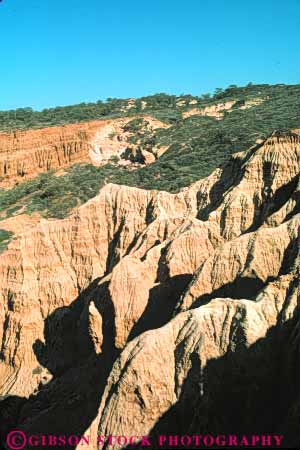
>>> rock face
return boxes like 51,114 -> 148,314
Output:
0,116 -> 166,187
1,131 -> 300,448
182,100 -> 237,119
182,98 -> 264,119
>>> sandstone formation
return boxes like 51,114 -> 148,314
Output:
182,98 -> 264,119
0,130 -> 300,449
0,97 -> 268,189
182,100 -> 236,119
0,116 -> 166,187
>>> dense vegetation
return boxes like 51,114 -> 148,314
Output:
0,83 -> 293,131
0,229 -> 13,253
0,83 -> 300,219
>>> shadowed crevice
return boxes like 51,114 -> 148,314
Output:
131,312 -> 299,449
197,142 -> 263,222
247,174 -> 300,233
191,276 -> 276,309
128,274 -> 193,341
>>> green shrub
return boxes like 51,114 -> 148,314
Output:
0,229 -> 14,253
0,83 -> 299,219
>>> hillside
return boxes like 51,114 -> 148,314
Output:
0,83 -> 300,224
0,84 -> 300,448
0,83 -> 297,131
0,130 -> 300,448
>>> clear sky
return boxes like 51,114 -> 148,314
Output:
0,0 -> 299,110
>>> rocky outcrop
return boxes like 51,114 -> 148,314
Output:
0,130 -> 300,448
0,123 -> 92,186
182,98 -> 264,119
196,131 -> 300,239
182,100 -> 236,119
0,182 -> 201,396
177,215 -> 300,312
96,285 -> 296,449
0,116 -> 166,187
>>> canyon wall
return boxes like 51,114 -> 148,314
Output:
0,131 -> 300,448
0,116 -> 166,187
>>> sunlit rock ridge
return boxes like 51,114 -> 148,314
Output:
0,128 -> 300,448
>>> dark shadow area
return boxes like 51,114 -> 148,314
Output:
246,174 -> 300,233
17,356 -> 108,450
128,274 -> 192,341
192,276 -> 276,309
93,280 -> 118,359
279,237 -> 300,276
0,395 -> 27,443
129,243 -> 193,340
146,198 -> 156,226
0,276 -> 119,450
105,216 -> 126,274
190,234 -> 300,310
283,187 -> 300,222
33,277 -> 102,377
130,311 -> 300,449
284,199 -> 300,223
267,175 -> 299,218
197,142 -> 262,222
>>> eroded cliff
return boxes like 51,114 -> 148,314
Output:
0,131 -> 300,449
0,116 -> 167,187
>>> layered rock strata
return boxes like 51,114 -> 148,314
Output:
0,116 -> 166,187
0,131 -> 300,449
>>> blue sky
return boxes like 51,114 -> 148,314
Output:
0,0 -> 299,110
